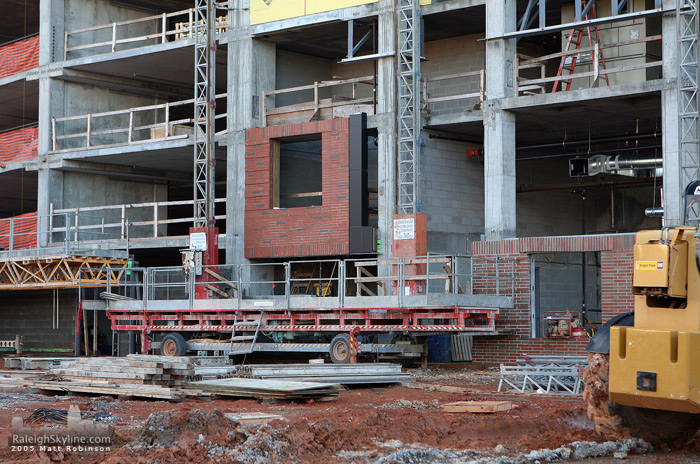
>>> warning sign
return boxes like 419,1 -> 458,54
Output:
636,261 -> 664,270
393,218 -> 415,240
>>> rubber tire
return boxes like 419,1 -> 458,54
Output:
329,334 -> 352,364
583,352 -> 700,447
161,333 -> 187,357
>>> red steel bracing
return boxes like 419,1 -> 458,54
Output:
0,127 -> 39,164
107,306 -> 498,335
0,212 -> 37,250
0,35 -> 39,80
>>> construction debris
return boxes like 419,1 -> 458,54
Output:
442,401 -> 514,414
27,407 -> 118,423
186,378 -> 345,401
29,355 -> 200,400
4,357 -> 76,370
232,363 -> 412,385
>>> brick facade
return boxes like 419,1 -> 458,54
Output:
245,119 -> 350,259
470,234 -> 636,364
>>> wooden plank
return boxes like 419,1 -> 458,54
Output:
442,401 -> 514,413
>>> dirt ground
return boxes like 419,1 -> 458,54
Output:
0,366 -> 698,464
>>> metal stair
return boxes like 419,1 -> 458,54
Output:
227,315 -> 263,356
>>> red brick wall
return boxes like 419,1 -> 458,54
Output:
470,234 -> 635,364
245,119 -> 350,259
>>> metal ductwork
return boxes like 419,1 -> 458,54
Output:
570,153 -> 663,177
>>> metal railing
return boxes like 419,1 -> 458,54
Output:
0,213 -> 123,258
51,93 -> 227,152
422,69 -> 485,115
64,4 -> 229,59
89,255 -> 516,311
51,198 -> 226,241
263,76 -> 376,126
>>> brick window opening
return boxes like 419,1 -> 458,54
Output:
272,135 -> 323,209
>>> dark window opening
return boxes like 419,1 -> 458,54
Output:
273,135 -> 323,209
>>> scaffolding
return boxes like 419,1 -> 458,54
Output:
396,0 -> 421,215
679,0 -> 700,220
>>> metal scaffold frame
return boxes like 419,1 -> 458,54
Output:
193,0 -> 217,228
397,0 -> 421,214
679,0 -> 700,216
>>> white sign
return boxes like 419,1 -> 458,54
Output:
254,301 -> 274,307
189,232 -> 208,251
393,218 -> 415,240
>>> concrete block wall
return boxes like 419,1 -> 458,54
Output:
470,234 -> 635,364
421,136 -> 484,254
244,118 -> 351,258
0,290 -> 77,351
275,50 -> 334,108
422,34 -> 485,117
516,159 -> 587,236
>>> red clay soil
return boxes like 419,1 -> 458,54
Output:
0,369 -> 697,464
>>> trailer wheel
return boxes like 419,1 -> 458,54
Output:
161,333 -> 187,357
330,334 -> 352,364
583,352 -> 700,447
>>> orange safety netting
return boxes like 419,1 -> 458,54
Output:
0,212 -> 38,251
0,126 -> 38,164
0,35 -> 39,80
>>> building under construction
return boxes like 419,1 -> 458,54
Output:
0,0 -> 693,362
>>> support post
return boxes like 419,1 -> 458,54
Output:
484,1 -> 517,240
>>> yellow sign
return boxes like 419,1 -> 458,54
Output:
251,0 -> 432,25
636,261 -> 664,270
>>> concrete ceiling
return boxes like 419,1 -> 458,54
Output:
64,45 -> 228,96
426,92 -> 662,155
62,144 -> 228,176
2,0 -> 40,44
0,79 -> 39,131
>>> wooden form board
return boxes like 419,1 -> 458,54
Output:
251,0 -> 432,25
442,401 -> 514,414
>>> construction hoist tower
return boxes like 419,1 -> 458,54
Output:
397,0 -> 421,215
187,0 -> 219,295
678,0 -> 700,224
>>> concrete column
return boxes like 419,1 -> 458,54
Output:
225,0 -> 275,264
661,0 -> 681,225
376,0 -> 397,260
483,0 -> 517,240
36,168 -> 63,247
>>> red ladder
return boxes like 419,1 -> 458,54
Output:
552,3 -> 610,93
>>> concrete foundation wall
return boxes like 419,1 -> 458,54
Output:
0,290 -> 76,351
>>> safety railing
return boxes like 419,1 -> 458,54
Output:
50,198 -> 226,241
516,35 -> 663,95
0,34 -> 39,79
51,93 -> 227,152
263,76 -> 376,126
64,4 -> 229,59
0,213 -> 125,258
421,69 -> 485,116
0,125 -> 39,164
98,255 -> 516,311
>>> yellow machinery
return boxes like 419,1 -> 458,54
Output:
584,184 -> 700,445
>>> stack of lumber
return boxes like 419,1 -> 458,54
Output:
186,378 -> 345,401
30,355 -> 199,400
233,363 -> 412,385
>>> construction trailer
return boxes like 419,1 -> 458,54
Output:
0,1 -> 695,363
